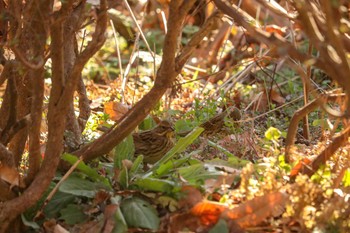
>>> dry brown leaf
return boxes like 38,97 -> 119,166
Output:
178,185 -> 203,209
53,224 -> 69,233
43,219 -> 57,233
252,86 -> 285,111
168,212 -> 202,233
224,191 -> 288,228
102,204 -> 119,233
92,190 -> 111,206
0,164 -> 21,188
270,88 -> 286,105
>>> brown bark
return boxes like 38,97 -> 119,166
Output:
74,0 -> 207,162
0,0 -> 108,231
77,75 -> 91,131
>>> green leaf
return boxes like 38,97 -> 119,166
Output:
113,134 -> 135,169
59,175 -> 110,198
148,127 -> 204,173
139,117 -> 155,130
120,197 -> 160,230
24,182 -> 55,220
265,127 -> 281,141
60,204 -> 87,225
206,157 -> 249,169
44,191 -> 75,218
178,163 -> 222,184
278,155 -> 291,172
21,214 -> 40,229
118,164 -> 129,189
113,206 -> 128,233
61,153 -> 110,186
153,155 -> 191,178
209,219 -> 229,233
133,177 -> 175,192
175,119 -> 193,132
182,25 -> 200,35
130,155 -> 143,175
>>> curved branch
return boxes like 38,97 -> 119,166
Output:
176,11 -> 222,71
213,0 -> 324,68
76,0 -> 198,161
0,76 -> 17,145
0,143 -> 14,167
11,46 -> 44,70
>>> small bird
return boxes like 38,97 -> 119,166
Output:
200,107 -> 241,136
178,107 -> 241,137
133,120 -> 175,164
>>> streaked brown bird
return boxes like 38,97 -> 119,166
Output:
178,107 -> 241,137
200,107 -> 241,136
133,120 -> 175,164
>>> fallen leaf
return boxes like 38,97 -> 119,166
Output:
178,185 -> 203,209
104,101 -> 129,121
190,201 -> 228,226
224,191 -> 288,228
0,164 -> 22,188
290,158 -> 312,178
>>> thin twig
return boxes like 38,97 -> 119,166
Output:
109,19 -> 124,101
35,156 -> 84,220
123,0 -> 154,59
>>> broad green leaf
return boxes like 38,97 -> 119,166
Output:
61,153 -> 110,186
113,134 -> 135,169
132,177 -> 175,192
175,119 -> 193,132
178,163 -> 223,184
120,197 -> 160,230
59,204 -> 87,225
44,191 -> 75,218
59,175 -> 110,198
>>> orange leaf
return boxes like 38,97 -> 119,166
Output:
0,164 -> 21,188
264,25 -> 286,36
104,101 -> 129,121
290,158 -> 312,178
190,201 -> 228,226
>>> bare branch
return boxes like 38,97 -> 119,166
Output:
77,0 -> 198,161
176,11 -> 222,70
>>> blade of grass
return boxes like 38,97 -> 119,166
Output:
144,127 -> 204,177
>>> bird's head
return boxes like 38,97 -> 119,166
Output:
154,120 -> 175,137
